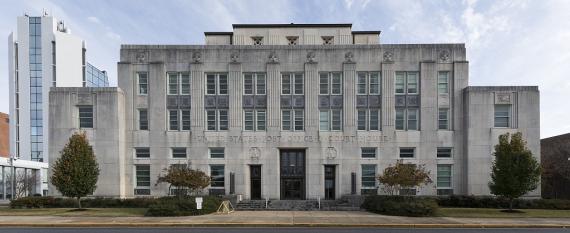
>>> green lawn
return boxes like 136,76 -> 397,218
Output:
0,208 -> 147,217
438,208 -> 570,218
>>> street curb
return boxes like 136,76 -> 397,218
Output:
0,223 -> 569,228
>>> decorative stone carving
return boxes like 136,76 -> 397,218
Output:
230,52 -> 239,63
325,147 -> 337,160
286,36 -> 299,45
192,51 -> 202,63
344,51 -> 355,63
495,92 -> 513,104
439,49 -> 450,62
383,51 -> 394,62
322,36 -> 334,45
249,147 -> 261,161
251,36 -> 263,45
306,51 -> 317,63
268,51 -> 279,63
136,51 -> 146,63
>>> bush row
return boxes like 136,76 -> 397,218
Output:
361,195 -> 439,217
145,197 -> 221,216
436,195 -> 570,210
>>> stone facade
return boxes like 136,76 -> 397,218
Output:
48,24 -> 540,199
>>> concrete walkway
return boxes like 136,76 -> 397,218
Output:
0,211 -> 569,228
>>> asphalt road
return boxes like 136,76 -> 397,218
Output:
0,228 -> 568,233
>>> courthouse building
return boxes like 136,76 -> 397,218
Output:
48,24 -> 540,199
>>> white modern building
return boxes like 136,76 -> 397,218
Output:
48,24 -> 540,200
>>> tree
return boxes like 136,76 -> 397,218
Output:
489,132 -> 541,211
51,132 -> 100,209
377,160 -> 432,195
156,164 -> 210,198
6,169 -> 38,199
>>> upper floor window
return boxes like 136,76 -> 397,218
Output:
137,72 -> 148,95
244,73 -> 266,95
357,72 -> 381,95
395,108 -> 419,130
206,110 -> 228,131
319,109 -> 342,131
438,71 -> 449,94
206,73 -> 228,95
494,105 -> 511,128
209,148 -> 225,159
361,148 -> 377,158
395,72 -> 419,94
135,148 -> 150,158
78,106 -> 93,128
282,110 -> 304,131
399,148 -> 415,158
322,36 -> 334,45
168,110 -> 190,131
357,109 -> 380,131
139,109 -> 148,130
282,73 -> 303,95
244,110 -> 266,131
438,108 -> 449,130
319,72 -> 342,95
251,36 -> 263,45
167,72 -> 190,95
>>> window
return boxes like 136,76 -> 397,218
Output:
168,110 -> 179,130
399,148 -> 415,158
181,110 -> 191,130
180,74 -> 190,95
361,148 -> 376,158
437,148 -> 452,158
437,165 -> 453,195
168,110 -> 190,131
357,72 -> 381,95
494,105 -> 511,128
319,110 -> 342,131
361,164 -> 376,195
319,73 -> 342,95
206,73 -> 228,95
172,148 -> 187,158
407,109 -> 418,130
135,165 -> 151,187
357,109 -> 380,131
282,110 -> 304,131
135,148 -> 150,158
244,110 -> 266,131
79,106 -> 93,128
282,73 -> 303,95
438,108 -> 449,130
137,72 -> 148,95
438,72 -> 449,94
395,72 -> 419,94
210,148 -> 225,159
210,165 -> 225,187
139,109 -> 148,130
395,109 -> 405,130
244,73 -> 266,95
168,73 -> 178,95
396,108 -> 419,131
207,110 -> 228,131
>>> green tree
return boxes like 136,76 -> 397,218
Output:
489,132 -> 541,211
51,132 -> 100,209
156,164 -> 210,198
377,160 -> 432,195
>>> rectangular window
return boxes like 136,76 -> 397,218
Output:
319,73 -> 329,95
331,73 -> 342,94
172,148 -> 187,158
396,72 -> 419,94
494,105 -> 511,128
395,109 -> 405,130
293,74 -> 303,95
137,72 -> 148,95
361,148 -> 376,158
357,73 -> 367,95
244,110 -> 254,131
369,72 -> 380,95
135,165 -> 151,187
206,74 -> 217,95
357,110 -> 367,130
319,110 -> 330,131
281,74 -> 291,94
282,110 -> 291,130
168,73 -> 178,95
395,73 -> 405,94
207,110 -> 217,130
331,110 -> 342,130
139,109 -> 148,130
256,110 -> 266,130
210,165 -> 225,187
244,74 -> 254,94
256,73 -> 266,95
437,165 -> 452,195
79,106 -> 93,128
180,73 -> 190,95
361,164 -> 376,193
294,110 -> 304,131
437,148 -> 452,158
244,73 -> 265,95
210,148 -> 225,159
407,109 -> 418,130
370,109 -> 380,130
244,110 -> 266,131
218,74 -> 228,94
219,110 -> 228,130
399,148 -> 415,158
438,108 -> 449,130
135,148 -> 150,158
438,72 -> 449,94
358,72 -> 381,95
407,73 -> 418,94
181,110 -> 191,131
358,109 -> 380,131
206,110 -> 229,131
168,110 -> 179,130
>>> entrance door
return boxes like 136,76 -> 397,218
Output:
324,165 -> 336,200
250,165 -> 262,200
280,149 -> 306,200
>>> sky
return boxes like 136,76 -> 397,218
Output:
0,0 -> 569,138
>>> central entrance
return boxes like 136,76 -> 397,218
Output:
280,149 -> 306,200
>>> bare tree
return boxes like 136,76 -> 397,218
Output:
5,169 -> 38,199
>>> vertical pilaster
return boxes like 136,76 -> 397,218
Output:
420,61 -> 437,132
148,62 -> 165,131
229,63 -> 242,129
343,62 -> 356,133
266,63 -> 280,132
453,61 -> 469,194
191,63 -> 204,131
381,62 -> 395,132
304,62 -> 319,134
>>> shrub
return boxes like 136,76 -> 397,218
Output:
436,195 -> 570,210
362,195 -> 439,217
144,196 -> 222,217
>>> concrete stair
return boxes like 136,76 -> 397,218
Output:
235,195 -> 364,211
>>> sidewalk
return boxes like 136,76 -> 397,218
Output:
0,211 -> 569,228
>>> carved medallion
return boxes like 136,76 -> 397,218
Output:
249,147 -> 261,161
192,51 -> 202,63
383,51 -> 394,62
344,51 -> 355,63
268,51 -> 279,63
439,49 -> 450,62
306,51 -> 316,63
230,52 -> 239,63
325,147 -> 337,160
136,51 -> 146,63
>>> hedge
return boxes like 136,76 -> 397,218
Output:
145,196 -> 221,216
361,195 -> 439,217
436,195 -> 570,210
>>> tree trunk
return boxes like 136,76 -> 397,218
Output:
77,197 -> 82,209
509,198 -> 513,211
